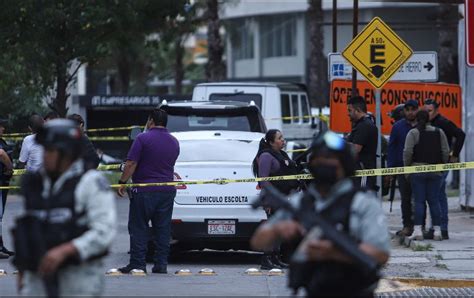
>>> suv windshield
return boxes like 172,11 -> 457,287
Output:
163,106 -> 266,133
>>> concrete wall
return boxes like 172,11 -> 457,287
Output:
225,4 -> 440,82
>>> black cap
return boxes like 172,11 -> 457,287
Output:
389,104 -> 405,120
404,99 -> 419,108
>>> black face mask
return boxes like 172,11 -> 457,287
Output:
309,164 -> 339,186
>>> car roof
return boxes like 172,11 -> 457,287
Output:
195,81 -> 306,91
161,100 -> 257,109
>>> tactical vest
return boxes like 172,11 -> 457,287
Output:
413,128 -> 442,164
304,188 -> 380,297
13,171 -> 106,272
259,149 -> 300,195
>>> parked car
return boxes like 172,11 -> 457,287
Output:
191,82 -> 325,152
160,101 -> 268,251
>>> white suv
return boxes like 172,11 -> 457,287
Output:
161,101 -> 267,251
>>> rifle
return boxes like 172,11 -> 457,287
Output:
252,184 -> 379,293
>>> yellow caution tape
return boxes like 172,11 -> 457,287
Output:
97,164 -> 121,171
2,162 -> 472,190
5,136 -> 131,142
86,126 -> 144,133
88,136 -> 130,141
3,132 -> 30,137
287,148 -> 307,153
12,164 -> 121,176
353,161 -> 474,177
3,137 -> 25,142
12,169 -> 26,176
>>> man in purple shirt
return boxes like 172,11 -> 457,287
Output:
117,109 -> 180,274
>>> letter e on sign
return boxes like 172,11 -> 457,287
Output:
342,17 -> 413,88
467,0 -> 474,67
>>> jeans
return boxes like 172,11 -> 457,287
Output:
438,171 -> 449,231
410,173 -> 442,226
128,190 -> 176,269
397,174 -> 413,228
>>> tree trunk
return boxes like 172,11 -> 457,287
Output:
52,62 -> 69,117
117,50 -> 131,94
206,0 -> 226,82
308,0 -> 327,107
437,4 -> 459,84
174,37 -> 184,95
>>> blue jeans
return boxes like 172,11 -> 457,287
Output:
410,173 -> 442,226
438,171 -> 449,231
128,191 -> 176,269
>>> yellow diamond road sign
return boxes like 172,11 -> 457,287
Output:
342,17 -> 413,89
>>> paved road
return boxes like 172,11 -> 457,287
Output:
1,193 -> 472,296
0,196 -> 291,296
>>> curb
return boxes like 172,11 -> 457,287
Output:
389,277 -> 474,288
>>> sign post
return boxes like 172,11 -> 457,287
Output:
467,0 -> 474,67
342,17 -> 413,198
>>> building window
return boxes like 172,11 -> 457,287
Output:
233,20 -> 254,60
291,94 -> 300,123
301,95 -> 310,123
261,14 -> 297,58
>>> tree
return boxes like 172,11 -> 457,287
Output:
307,0 -> 327,107
0,51 -> 48,131
0,0 -> 184,116
106,0 -> 186,94
205,0 -> 226,81
435,3 -> 459,84
0,1 -> 117,117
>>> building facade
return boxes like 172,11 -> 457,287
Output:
222,1 -> 448,83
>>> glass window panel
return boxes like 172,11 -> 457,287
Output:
281,94 -> 291,124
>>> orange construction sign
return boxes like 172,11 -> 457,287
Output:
330,79 -> 462,135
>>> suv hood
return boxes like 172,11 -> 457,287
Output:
172,130 -> 264,142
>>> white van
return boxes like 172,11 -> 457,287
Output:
192,82 -> 323,150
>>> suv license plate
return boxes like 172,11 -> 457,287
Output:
208,220 -> 236,235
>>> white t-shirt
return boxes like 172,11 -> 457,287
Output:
19,134 -> 44,172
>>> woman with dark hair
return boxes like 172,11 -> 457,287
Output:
404,110 -> 449,241
252,129 -> 300,269
252,129 -> 300,195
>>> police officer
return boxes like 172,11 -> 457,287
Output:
251,131 -> 390,297
0,117 -> 14,258
13,119 -> 117,296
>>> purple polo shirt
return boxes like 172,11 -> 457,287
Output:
127,127 -> 180,192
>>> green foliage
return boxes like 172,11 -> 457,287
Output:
0,0 -> 186,116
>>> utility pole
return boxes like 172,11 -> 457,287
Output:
351,0 -> 359,97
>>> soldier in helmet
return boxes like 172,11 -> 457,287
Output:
13,119 -> 117,296
251,131 -> 390,297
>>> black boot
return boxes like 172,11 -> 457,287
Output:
0,246 -> 14,256
271,254 -> 288,269
260,253 -> 281,270
0,236 -> 14,257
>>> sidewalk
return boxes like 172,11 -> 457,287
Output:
381,195 -> 474,281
